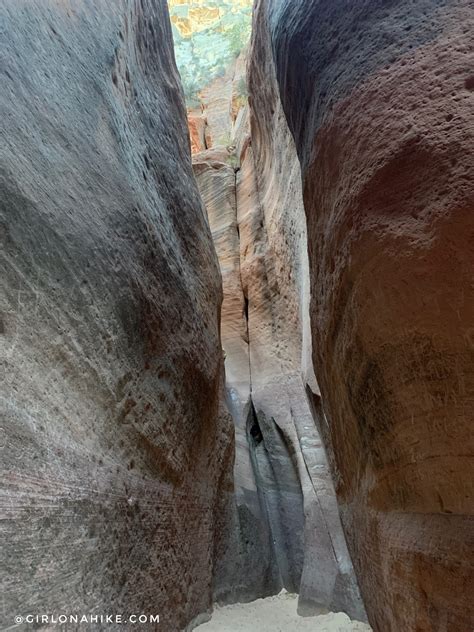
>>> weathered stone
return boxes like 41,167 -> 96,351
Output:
198,53 -> 248,151
193,148 -> 279,604
257,0 -> 474,629
0,1 -> 234,630
188,107 -> 207,153
246,16 -> 365,617
191,25 -> 365,621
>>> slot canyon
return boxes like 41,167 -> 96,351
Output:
1,1 -> 473,631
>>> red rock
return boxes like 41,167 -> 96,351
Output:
188,107 -> 207,153
253,0 -> 474,629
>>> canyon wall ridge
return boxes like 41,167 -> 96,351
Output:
255,0 -> 474,629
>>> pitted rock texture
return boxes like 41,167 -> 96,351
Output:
258,0 -> 474,630
0,1 -> 233,630
191,33 -> 365,620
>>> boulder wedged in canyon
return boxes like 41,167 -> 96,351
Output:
255,0 -> 474,629
0,1 -> 234,629
191,28 -> 365,620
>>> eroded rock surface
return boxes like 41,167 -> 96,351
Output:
246,9 -> 365,618
193,146 -> 279,604
0,1 -> 233,630
191,37 -> 365,620
255,0 -> 474,629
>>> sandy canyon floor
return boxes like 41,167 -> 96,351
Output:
197,591 -> 372,631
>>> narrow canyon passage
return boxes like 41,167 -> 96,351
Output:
1,1 -> 473,632
189,47 -> 366,621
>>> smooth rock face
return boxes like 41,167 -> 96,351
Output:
191,33 -> 365,620
258,0 -> 474,629
0,1 -> 233,630
193,147 -> 279,603
246,11 -> 365,619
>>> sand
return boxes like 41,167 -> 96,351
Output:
196,591 -> 372,631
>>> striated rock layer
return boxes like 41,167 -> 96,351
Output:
191,43 -> 365,619
0,1 -> 234,630
255,0 -> 474,630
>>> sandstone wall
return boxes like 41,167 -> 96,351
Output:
246,6 -> 365,618
193,146 -> 280,603
0,1 -> 234,630
257,0 -> 474,629
191,41 -> 365,620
